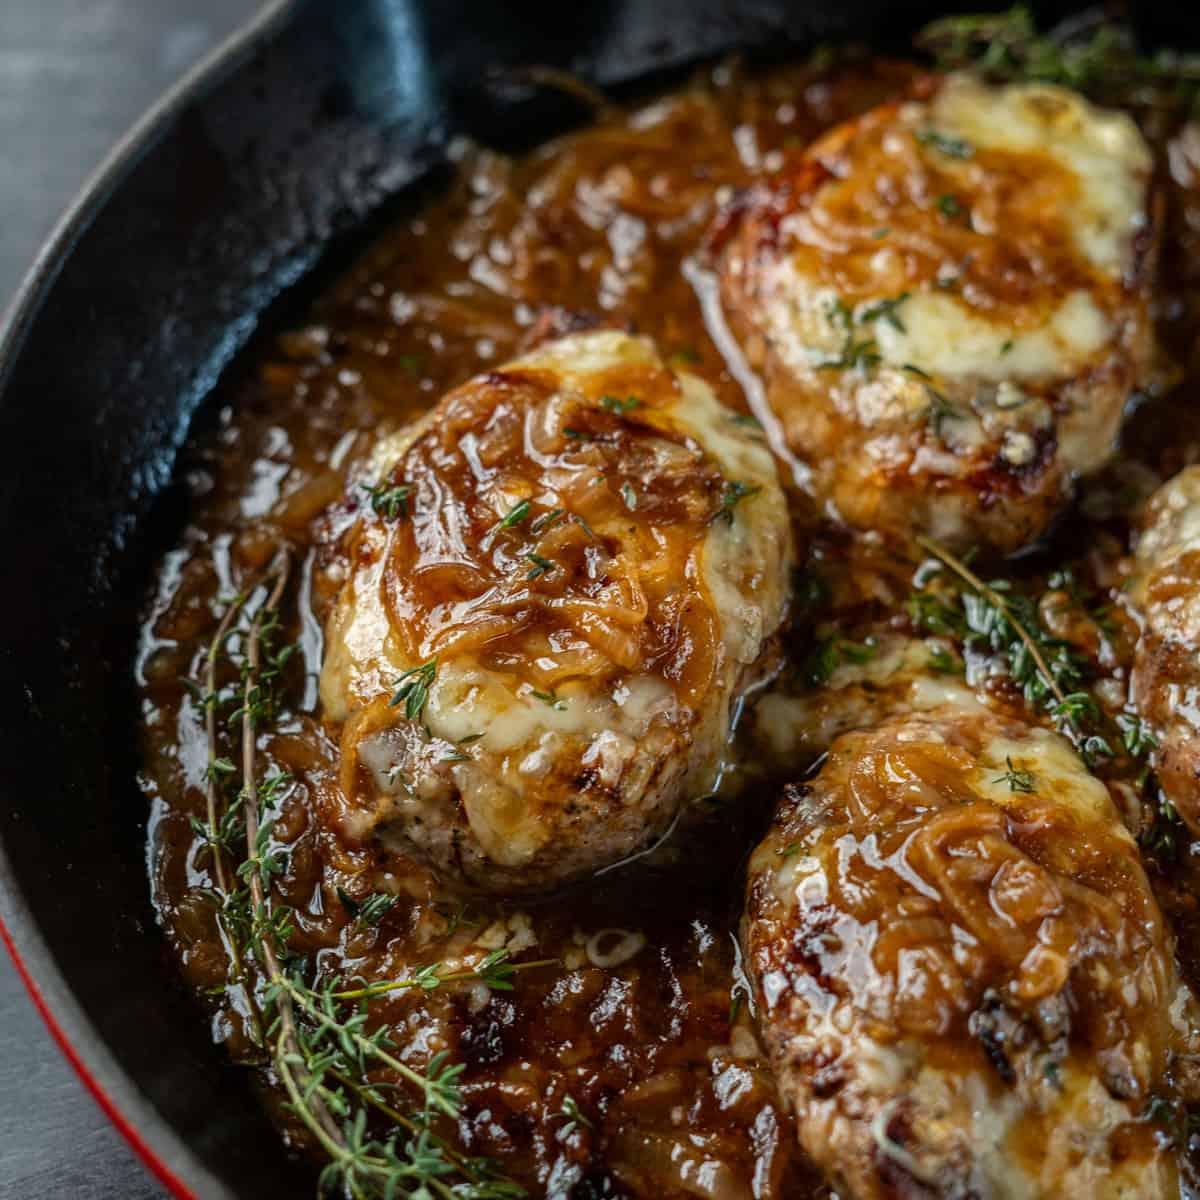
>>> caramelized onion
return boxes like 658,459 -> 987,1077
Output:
586,928 -> 646,967
613,1131 -> 752,1200
364,345 -> 725,699
273,469 -> 345,530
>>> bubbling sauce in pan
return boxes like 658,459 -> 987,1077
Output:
137,40 -> 1200,1199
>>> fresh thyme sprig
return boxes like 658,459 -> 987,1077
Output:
196,589 -> 250,893
189,803 -> 245,864
272,974 -> 527,1199
337,889 -> 401,931
191,553 -> 531,1198
189,579 -> 305,1046
320,1066 -> 523,1199
994,756 -> 1036,793
912,536 -> 1114,764
914,536 -> 1072,706
228,603 -> 296,727
331,948 -> 558,1001
916,6 -> 1200,113
226,557 -> 353,1170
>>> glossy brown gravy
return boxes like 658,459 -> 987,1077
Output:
137,52 -> 1200,1197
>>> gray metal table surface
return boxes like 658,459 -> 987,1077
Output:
0,1 -> 262,1194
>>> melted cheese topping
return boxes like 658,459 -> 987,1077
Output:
755,661 -> 1124,842
745,706 -> 1181,1199
876,75 -> 1144,395
719,71 -> 1156,551
1137,465 -> 1200,571
928,74 -> 1151,274
320,331 -> 792,883
875,289 -> 1108,380
761,73 -> 1149,390
771,277 -> 1112,390
752,634 -> 982,767
968,728 -> 1126,832
1133,466 -> 1200,644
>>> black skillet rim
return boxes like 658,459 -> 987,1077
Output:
0,4 -> 294,1196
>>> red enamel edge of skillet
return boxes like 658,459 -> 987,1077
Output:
0,919 -> 193,1199
0,2 -> 295,1196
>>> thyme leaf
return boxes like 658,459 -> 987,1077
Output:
525,553 -> 557,580
729,989 -> 743,1025
497,499 -> 532,530
800,636 -> 876,688
711,480 -> 762,525
196,557 -> 528,1199
811,296 -> 882,371
994,756 -> 1036,793
915,127 -> 974,158
859,292 -> 910,332
337,889 -> 400,930
937,193 -> 964,218
389,657 -> 438,722
331,949 -> 558,1001
1117,713 -> 1159,759
552,1095 -> 594,1136
363,482 -> 414,520
530,507 -> 565,534
924,385 -> 960,436
435,902 -> 483,938
928,644 -> 961,675
1142,790 -> 1183,863
600,394 -> 641,414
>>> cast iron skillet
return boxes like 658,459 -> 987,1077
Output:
0,1 -> 1195,1195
